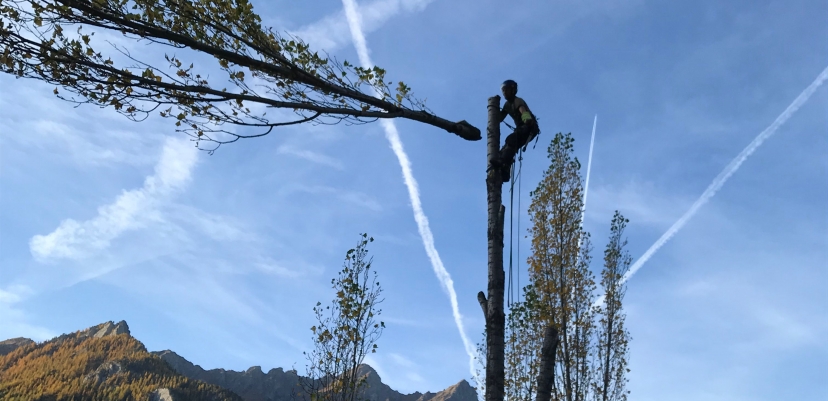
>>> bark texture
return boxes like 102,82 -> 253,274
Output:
484,95 -> 505,401
534,326 -> 559,401
477,292 -> 488,319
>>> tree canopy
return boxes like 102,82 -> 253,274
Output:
0,0 -> 481,152
495,133 -> 632,401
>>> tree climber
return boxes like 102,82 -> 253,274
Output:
492,79 -> 540,183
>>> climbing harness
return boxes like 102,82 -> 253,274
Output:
530,127 -> 541,150
504,119 -> 542,153
529,116 -> 542,150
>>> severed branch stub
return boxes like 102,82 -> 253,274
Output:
534,325 -> 559,401
477,291 -> 488,318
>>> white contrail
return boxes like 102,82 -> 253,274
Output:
341,0 -> 480,384
621,66 -> 828,285
577,115 -> 597,255
581,115 -> 598,225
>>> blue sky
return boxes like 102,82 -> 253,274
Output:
1,0 -> 826,400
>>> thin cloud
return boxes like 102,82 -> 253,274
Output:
101,259 -> 269,328
0,285 -> 55,341
587,180 -> 690,227
0,305 -> 56,341
253,257 -> 318,278
277,144 -> 345,170
382,315 -> 434,328
389,352 -> 417,369
29,136 -> 198,262
0,88 -> 161,168
289,185 -> 383,211
341,0 -> 479,386
0,285 -> 33,305
292,0 -> 435,51
164,204 -> 256,243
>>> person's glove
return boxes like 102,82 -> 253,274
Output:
521,111 -> 533,123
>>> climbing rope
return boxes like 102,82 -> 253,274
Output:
508,162 -> 514,307
504,119 -> 536,306
507,150 -> 524,307
516,152 -> 522,300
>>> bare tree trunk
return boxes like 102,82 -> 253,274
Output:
483,95 -> 506,401
601,314 -> 614,401
535,326 -> 560,401
558,264 -> 574,401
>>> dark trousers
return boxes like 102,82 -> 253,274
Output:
500,122 -> 539,164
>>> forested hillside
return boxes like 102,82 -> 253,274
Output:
0,321 -> 242,401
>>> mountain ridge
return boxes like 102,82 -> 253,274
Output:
1,321 -> 479,401
0,320 -> 242,401
150,348 -> 478,401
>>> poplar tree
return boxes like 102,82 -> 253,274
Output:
503,133 -> 635,401
525,133 -> 597,401
592,212 -> 631,401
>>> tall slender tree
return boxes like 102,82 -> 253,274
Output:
592,212 -> 632,401
525,132 -> 597,401
301,234 -> 384,401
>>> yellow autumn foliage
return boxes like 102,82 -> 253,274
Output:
0,332 -> 242,401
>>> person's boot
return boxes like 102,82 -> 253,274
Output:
487,147 -> 510,172
501,162 -> 512,182
498,145 -> 516,182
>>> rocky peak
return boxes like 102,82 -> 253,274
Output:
357,363 -> 383,386
357,363 -> 378,376
0,337 -> 35,356
423,380 -> 477,401
82,320 -> 131,339
245,366 -> 265,376
36,320 -> 134,350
